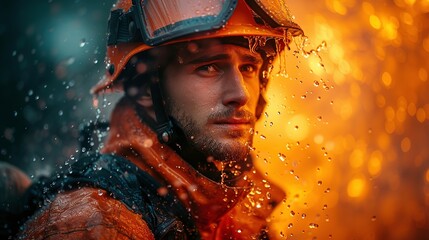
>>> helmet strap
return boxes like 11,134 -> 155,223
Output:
149,78 -> 176,145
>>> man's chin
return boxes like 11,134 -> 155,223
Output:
206,138 -> 251,161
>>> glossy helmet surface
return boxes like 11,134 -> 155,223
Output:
91,0 -> 303,94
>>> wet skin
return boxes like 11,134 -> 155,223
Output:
163,39 -> 263,162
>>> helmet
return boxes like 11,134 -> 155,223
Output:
91,0 -> 303,94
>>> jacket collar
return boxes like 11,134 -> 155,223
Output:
101,97 -> 253,233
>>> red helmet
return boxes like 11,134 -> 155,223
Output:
91,0 -> 303,94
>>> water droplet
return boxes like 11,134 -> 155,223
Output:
66,57 -> 75,65
371,216 -> 377,221
260,135 -> 266,140
262,70 -> 269,78
80,39 -> 87,47
326,216 -> 330,222
318,180 -> 322,185
288,223 -> 293,228
314,80 -> 320,87
136,62 -> 147,73
93,97 -> 99,108
278,153 -> 286,162
58,110 -> 63,116
301,213 -> 307,219
249,128 -> 255,134
98,189 -> 103,196
157,187 -> 168,196
309,223 -> 319,229
143,139 -> 153,148
187,42 -> 198,53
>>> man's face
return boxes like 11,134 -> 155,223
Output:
163,39 -> 262,163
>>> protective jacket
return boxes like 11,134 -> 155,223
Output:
18,97 -> 284,239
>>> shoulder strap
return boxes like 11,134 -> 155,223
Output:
23,154 -> 199,239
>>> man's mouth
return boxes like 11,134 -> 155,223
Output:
211,118 -> 253,132
214,117 -> 251,125
208,109 -> 256,131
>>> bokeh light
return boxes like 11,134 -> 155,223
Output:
254,0 -> 429,239
1,0 -> 428,239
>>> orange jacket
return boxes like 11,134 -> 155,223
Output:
18,98 -> 284,239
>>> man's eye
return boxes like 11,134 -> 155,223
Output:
240,65 -> 256,74
196,64 -> 221,76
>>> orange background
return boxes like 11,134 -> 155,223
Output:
254,0 -> 429,239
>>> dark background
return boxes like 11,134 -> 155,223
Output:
0,0 -> 116,177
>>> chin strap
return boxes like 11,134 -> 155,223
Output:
149,80 -> 176,145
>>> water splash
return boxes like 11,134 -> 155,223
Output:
296,36 -> 327,61
244,29 -> 295,78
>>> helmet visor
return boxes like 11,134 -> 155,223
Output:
251,0 -> 296,27
138,0 -> 237,46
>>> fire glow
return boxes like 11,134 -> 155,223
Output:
254,0 -> 429,239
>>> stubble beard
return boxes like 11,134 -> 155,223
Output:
167,105 -> 254,163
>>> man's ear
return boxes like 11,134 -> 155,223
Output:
124,79 -> 153,108
126,82 -> 157,121
136,95 -> 153,108
133,84 -> 153,108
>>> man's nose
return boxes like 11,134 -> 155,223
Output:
222,68 -> 250,107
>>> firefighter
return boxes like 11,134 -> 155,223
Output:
18,0 -> 303,239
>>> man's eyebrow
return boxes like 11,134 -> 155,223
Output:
241,54 -> 263,65
187,53 -> 263,65
187,54 -> 231,64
